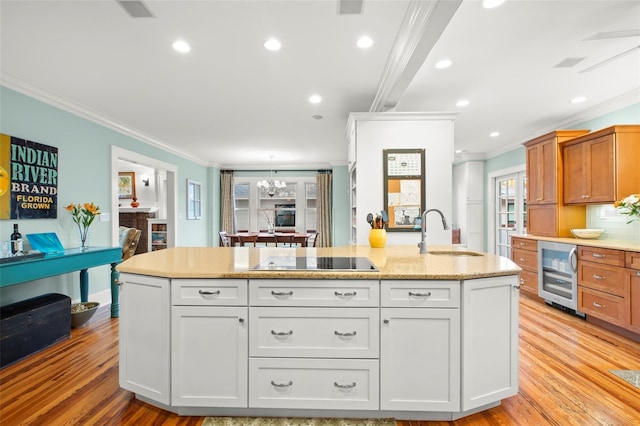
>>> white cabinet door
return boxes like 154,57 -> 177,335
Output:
119,273 -> 171,405
461,276 -> 519,411
172,306 -> 248,407
380,307 -> 460,411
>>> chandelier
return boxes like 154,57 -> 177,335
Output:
257,157 -> 286,197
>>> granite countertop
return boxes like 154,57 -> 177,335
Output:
116,245 -> 521,280
515,235 -> 640,252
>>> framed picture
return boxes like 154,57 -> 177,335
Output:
187,179 -> 202,220
118,172 -> 136,199
383,149 -> 425,232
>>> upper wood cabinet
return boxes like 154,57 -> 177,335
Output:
525,130 -> 589,205
563,125 -> 640,205
524,130 -> 589,237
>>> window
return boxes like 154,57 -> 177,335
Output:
234,183 -> 250,231
305,182 -> 317,231
187,179 -> 202,220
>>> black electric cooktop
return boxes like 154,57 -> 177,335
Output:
252,256 -> 378,272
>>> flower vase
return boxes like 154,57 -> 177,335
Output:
130,197 -> 140,208
369,229 -> 387,248
79,228 -> 89,250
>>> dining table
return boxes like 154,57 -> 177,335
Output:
227,232 -> 312,247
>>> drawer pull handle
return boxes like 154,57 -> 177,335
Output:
335,291 -> 357,297
383,319 -> 389,324
271,330 -> 293,337
593,302 -> 606,309
637,271 -> 640,277
239,318 -> 245,324
593,274 -> 606,280
270,380 -> 293,388
519,278 -> 526,284
519,257 -> 526,262
334,382 -> 356,389
592,253 -> 605,259
334,331 -> 357,337
514,285 -> 521,290
271,290 -> 293,297
199,290 -> 220,297
408,291 -> 432,298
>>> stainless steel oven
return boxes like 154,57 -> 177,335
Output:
538,241 -> 581,314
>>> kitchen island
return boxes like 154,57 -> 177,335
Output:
117,245 -> 521,421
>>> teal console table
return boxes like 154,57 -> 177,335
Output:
0,247 -> 123,317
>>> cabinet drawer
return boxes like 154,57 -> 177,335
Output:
518,270 -> 538,296
578,246 -> 625,267
249,279 -> 379,307
249,358 -> 379,410
578,286 -> 628,327
511,248 -> 538,272
511,237 -> 537,251
380,280 -> 459,308
172,279 -> 247,306
627,251 -> 640,270
578,262 -> 629,297
249,307 -> 379,358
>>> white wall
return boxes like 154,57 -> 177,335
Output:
354,116 -> 454,246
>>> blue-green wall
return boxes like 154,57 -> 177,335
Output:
0,86 -> 211,305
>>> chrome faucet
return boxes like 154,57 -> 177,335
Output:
418,209 -> 449,254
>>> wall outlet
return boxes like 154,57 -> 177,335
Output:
100,212 -> 110,222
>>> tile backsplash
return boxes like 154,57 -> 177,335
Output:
587,205 -> 640,243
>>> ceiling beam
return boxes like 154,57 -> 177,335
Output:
370,0 -> 463,112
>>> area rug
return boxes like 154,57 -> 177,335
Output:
202,417 -> 396,426
610,370 -> 640,389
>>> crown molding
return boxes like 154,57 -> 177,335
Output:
1,73 -> 208,166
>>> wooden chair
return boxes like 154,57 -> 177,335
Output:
310,232 -> 319,247
275,233 -> 294,247
219,231 -> 231,247
119,226 -> 142,260
238,234 -> 258,247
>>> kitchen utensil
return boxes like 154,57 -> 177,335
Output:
380,210 -> 388,223
366,213 -> 373,228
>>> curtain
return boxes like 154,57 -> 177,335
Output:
220,170 -> 235,241
316,171 -> 333,247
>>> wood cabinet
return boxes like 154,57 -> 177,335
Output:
563,125 -> 640,205
577,246 -> 630,328
523,130 -> 588,237
628,252 -> 640,334
511,236 -> 539,298
380,280 -> 460,412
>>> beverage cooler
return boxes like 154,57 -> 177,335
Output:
538,241 -> 580,313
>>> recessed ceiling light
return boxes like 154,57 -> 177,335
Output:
483,0 -> 506,9
571,96 -> 587,104
490,131 -> 500,137
312,115 -> 323,120
309,95 -> 322,104
264,38 -> 281,51
456,99 -> 470,107
172,40 -> 191,53
435,59 -> 452,69
356,36 -> 373,49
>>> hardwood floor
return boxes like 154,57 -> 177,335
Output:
1,295 -> 639,425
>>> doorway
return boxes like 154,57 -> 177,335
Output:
110,146 -> 177,250
487,166 -> 526,257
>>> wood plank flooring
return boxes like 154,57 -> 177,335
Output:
1,295 -> 639,425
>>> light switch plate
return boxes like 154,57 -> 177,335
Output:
100,212 -> 110,222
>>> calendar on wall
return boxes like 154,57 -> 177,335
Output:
383,149 -> 425,232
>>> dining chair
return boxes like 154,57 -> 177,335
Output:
219,231 -> 231,247
310,232 -> 319,247
275,233 -> 294,247
238,234 -> 258,247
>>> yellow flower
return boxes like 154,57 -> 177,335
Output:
66,202 -> 100,247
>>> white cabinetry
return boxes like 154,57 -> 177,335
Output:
119,273 -> 171,405
380,280 -> 460,411
453,161 -> 485,251
461,276 -> 519,410
171,279 -> 248,407
248,279 -> 380,410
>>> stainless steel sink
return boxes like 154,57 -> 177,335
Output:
428,251 -> 484,257
252,256 -> 379,271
